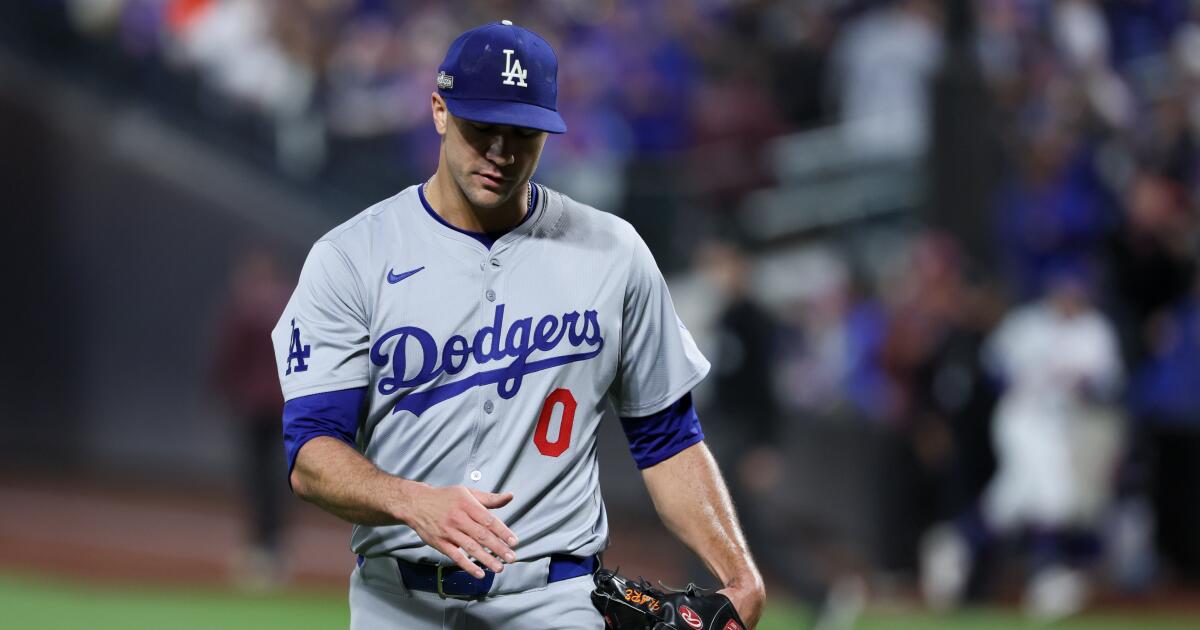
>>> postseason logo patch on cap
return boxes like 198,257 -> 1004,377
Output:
436,71 -> 454,91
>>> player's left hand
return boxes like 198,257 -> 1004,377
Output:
718,579 -> 765,628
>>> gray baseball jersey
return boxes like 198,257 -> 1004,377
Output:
271,182 -> 709,564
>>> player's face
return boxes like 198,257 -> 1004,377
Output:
434,98 -> 548,210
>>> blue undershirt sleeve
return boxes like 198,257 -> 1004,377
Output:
619,392 -> 705,470
282,387 -> 367,486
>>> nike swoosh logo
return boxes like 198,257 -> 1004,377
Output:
387,266 -> 425,284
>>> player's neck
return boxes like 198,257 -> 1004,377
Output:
425,171 -> 529,234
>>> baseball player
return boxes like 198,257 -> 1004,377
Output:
271,21 -> 765,629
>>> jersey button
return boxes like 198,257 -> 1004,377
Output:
470,470 -> 482,482
485,289 -> 496,302
483,400 -> 494,414
490,258 -> 501,268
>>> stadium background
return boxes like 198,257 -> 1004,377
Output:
2,0 -> 1200,628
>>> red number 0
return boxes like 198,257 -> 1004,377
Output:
534,388 -> 576,457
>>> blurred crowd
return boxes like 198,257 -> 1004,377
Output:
16,0 -> 957,265
11,0 -> 1200,619
27,0 -> 818,221
689,0 -> 1200,620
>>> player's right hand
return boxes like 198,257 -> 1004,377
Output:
403,484 -> 518,578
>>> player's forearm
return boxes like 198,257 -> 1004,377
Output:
642,442 -> 764,593
291,436 -> 424,526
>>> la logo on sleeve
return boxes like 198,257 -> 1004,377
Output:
286,318 -> 311,374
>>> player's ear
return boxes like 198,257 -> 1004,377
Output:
431,93 -> 449,136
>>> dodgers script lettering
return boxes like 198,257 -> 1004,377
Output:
370,304 -> 603,416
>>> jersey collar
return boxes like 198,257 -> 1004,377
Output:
417,181 -> 543,251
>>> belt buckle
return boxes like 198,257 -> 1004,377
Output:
436,564 -> 482,601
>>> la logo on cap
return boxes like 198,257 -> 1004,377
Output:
501,49 -> 527,87
498,20 -> 528,87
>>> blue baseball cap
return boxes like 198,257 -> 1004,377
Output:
436,20 -> 566,134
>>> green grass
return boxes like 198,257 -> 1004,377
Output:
0,572 -> 1196,629
0,574 -> 348,630
853,609 -> 1200,630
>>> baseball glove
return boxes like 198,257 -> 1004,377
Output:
590,566 -> 748,630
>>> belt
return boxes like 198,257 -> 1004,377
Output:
385,554 -> 597,600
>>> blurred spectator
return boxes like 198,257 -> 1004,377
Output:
173,0 -> 319,120
772,245 -> 919,425
877,234 -> 999,575
211,247 -> 291,589
994,121 -> 1114,299
1131,273 -> 1200,581
777,252 -> 853,417
758,2 -> 835,129
698,239 -> 864,629
1103,0 -> 1190,71
830,0 -> 943,158
696,241 -> 785,560
1107,168 -> 1196,366
841,268 -> 891,424
699,240 -> 781,465
922,266 -> 1125,620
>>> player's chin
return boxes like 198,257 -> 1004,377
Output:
468,178 -> 517,207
